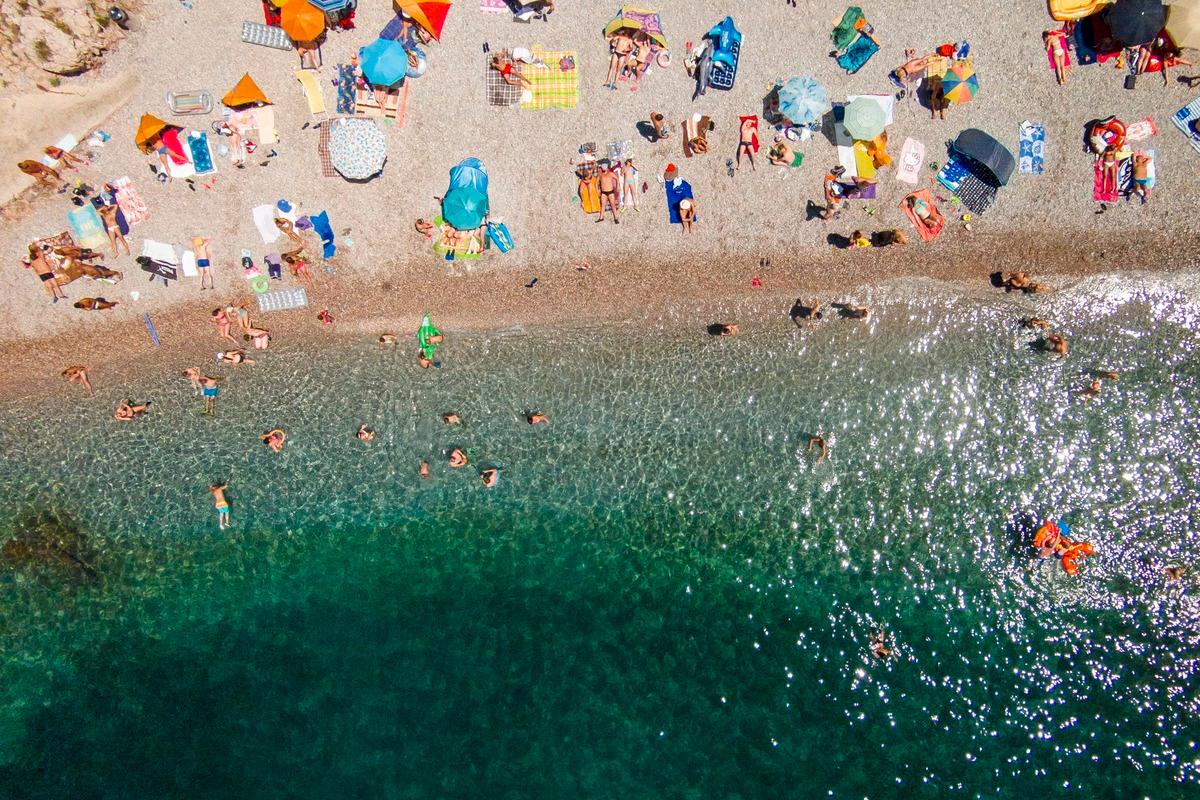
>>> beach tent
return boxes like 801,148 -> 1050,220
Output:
604,6 -> 668,48
395,0 -> 452,41
280,0 -> 326,41
1104,0 -> 1167,46
448,156 -> 489,194
359,37 -> 411,86
777,76 -> 829,126
135,114 -> 170,151
222,74 -> 272,108
1166,0 -> 1200,50
950,129 -> 1016,186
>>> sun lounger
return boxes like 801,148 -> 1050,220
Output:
242,20 -> 293,50
67,205 -> 107,250
520,48 -> 579,110
181,250 -> 199,278
896,137 -> 924,184
167,90 -> 214,116
257,287 -> 309,313
837,33 -> 879,74
295,70 -> 326,115
485,55 -> 522,107
40,134 -> 79,168
112,176 -> 148,225
1171,98 -> 1200,154
900,188 -> 944,242
188,130 -> 216,175
1018,121 -> 1045,175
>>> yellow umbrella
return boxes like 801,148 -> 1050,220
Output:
1167,0 -> 1200,50
604,7 -> 667,48
280,0 -> 326,42
135,114 -> 168,151
222,73 -> 272,108
394,0 -> 452,41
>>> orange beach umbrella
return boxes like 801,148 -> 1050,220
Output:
135,114 -> 169,151
281,0 -> 326,42
395,0 -> 451,41
222,73 -> 272,108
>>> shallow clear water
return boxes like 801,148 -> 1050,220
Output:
1,273 -> 1198,798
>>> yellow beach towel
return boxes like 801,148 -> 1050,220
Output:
521,47 -> 579,111
295,70 -> 326,115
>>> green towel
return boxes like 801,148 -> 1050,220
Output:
831,6 -> 864,52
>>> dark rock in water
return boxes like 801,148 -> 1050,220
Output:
2,511 -> 99,582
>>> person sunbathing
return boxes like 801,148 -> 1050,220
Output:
1132,152 -> 1153,203
737,118 -> 758,171
597,163 -> 620,224
891,48 -> 932,90
491,51 -> 532,88
1099,146 -> 1120,195
74,297 -> 119,311
906,195 -> 943,231
628,31 -> 653,89
621,159 -> 640,211
43,145 -> 87,171
928,76 -> 947,120
113,400 -> 150,420
679,198 -> 696,233
217,350 -> 255,365
877,229 -> 908,246
96,204 -> 130,258
243,326 -> 271,350
62,365 -> 92,396
604,32 -> 635,89
1044,30 -> 1070,86
768,136 -> 800,168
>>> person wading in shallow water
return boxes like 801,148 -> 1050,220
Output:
210,483 -> 231,530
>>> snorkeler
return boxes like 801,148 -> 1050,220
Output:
449,448 -> 469,468
1079,379 -> 1102,402
209,483 -> 230,530
1043,334 -> 1069,357
807,435 -> 827,467
1019,317 -> 1049,330
357,424 -> 375,442
261,428 -> 287,453
419,460 -> 431,479
527,412 -> 549,426
481,468 -> 499,488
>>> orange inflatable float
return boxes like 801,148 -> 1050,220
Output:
1033,519 -> 1096,576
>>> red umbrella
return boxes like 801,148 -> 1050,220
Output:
395,0 -> 451,41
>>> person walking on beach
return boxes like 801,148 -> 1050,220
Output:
193,236 -> 215,290
199,376 -> 220,416
62,365 -> 92,396
209,483 -> 231,530
212,308 -> 239,346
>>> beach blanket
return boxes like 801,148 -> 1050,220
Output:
480,0 -> 508,12
181,250 -> 199,278
253,204 -> 283,243
900,189 -> 944,242
896,137 -> 924,184
67,205 -> 107,250
310,211 -> 336,259
258,287 -> 309,313
837,34 -> 878,75
112,176 -> 148,226
140,240 -> 179,275
295,70 -> 326,115
1171,98 -> 1200,154
1018,121 -> 1045,175
665,179 -> 695,224
1125,117 -> 1157,141
40,134 -> 78,168
520,48 -> 579,110
318,121 -> 336,177
188,130 -> 216,175
936,155 -> 997,214
486,55 -> 522,107
336,64 -> 357,115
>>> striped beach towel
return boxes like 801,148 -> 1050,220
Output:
112,176 -> 149,225
520,48 -> 578,110
1171,98 -> 1200,154
485,55 -> 522,107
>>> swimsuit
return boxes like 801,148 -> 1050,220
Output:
197,258 -> 210,267
1133,176 -> 1150,186
215,501 -> 228,514
38,272 -> 55,283
202,386 -> 218,398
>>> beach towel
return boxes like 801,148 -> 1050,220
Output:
67,205 -> 107,250
253,204 -> 283,243
112,176 -> 148,225
93,196 -> 129,235
486,221 -> 514,253
309,211 -> 336,259
480,0 -> 508,12
520,47 -> 578,110
1171,98 -> 1200,154
486,55 -> 523,107
336,64 -> 357,115
431,215 -> 485,260
577,172 -> 600,213
900,189 -> 944,242
354,87 -> 401,119
257,287 -> 309,313
1125,118 -> 1157,141
295,70 -> 326,115
837,34 -> 879,75
141,239 -> 178,265
40,134 -> 79,168
1045,31 -> 1071,72
181,250 -> 199,278
318,121 -> 336,177
1018,121 -> 1045,175
896,137 -> 924,184
665,179 -> 695,224
1093,156 -> 1131,202
167,152 -> 196,180
188,130 -> 216,175
160,128 -> 190,166
831,7 -> 865,52
250,106 -> 277,145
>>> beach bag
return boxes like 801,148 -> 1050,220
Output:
486,221 -> 514,253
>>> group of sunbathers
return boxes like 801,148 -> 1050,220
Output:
604,28 -> 655,90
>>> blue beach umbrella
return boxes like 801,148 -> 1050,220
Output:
777,76 -> 830,126
359,37 -> 410,88
442,187 -> 489,231
307,0 -> 351,11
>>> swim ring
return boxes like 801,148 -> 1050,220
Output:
250,275 -> 270,294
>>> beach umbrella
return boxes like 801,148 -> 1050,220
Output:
442,187 -> 488,230
604,6 -> 668,48
328,118 -> 387,180
842,96 -> 887,140
777,76 -> 829,126
1104,0 -> 1167,46
359,37 -> 411,87
1166,0 -> 1200,50
280,0 -> 326,42
134,114 -> 169,151
395,0 -> 452,41
222,74 -> 271,108
308,0 -> 351,11
941,61 -> 980,105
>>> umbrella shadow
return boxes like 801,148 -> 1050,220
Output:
818,107 -> 840,147
762,85 -> 787,128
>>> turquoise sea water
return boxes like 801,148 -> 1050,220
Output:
0,274 -> 1198,798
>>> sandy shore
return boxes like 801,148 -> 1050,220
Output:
2,0 -> 1199,389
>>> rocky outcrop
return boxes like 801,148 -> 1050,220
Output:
0,0 -> 127,81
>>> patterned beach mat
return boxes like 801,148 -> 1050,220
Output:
257,287 -> 309,313
242,21 -> 293,51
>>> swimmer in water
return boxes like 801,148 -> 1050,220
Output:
182,367 -> 203,394
1165,566 -> 1188,582
449,448 -> 469,468
1044,333 -> 1069,357
209,483 -> 230,530
1020,317 -> 1049,330
869,629 -> 894,660
481,468 -> 499,488
442,412 -> 462,425
260,428 -> 287,453
62,365 -> 93,396
527,412 -> 549,426
357,424 -> 375,443
113,400 -> 150,420
419,460 -> 431,480
807,435 -> 827,466
1079,379 -> 1102,402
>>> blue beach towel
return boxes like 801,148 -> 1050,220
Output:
1019,121 -> 1045,175
189,130 -> 215,175
665,179 -> 696,224
309,211 -> 336,259
837,34 -> 878,75
336,64 -> 357,115
67,204 -> 107,249
1171,98 -> 1200,154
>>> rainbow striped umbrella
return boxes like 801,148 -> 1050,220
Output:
941,61 -> 979,105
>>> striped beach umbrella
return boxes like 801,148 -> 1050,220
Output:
941,61 -> 979,105
328,118 -> 387,180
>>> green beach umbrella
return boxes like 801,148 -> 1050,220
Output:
842,97 -> 887,141
442,187 -> 488,231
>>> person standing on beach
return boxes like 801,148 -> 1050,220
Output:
597,162 -> 621,224
209,483 -> 231,530
193,236 -> 215,290
24,244 -> 67,304
62,365 -> 93,396
212,308 -> 239,346
199,376 -> 220,416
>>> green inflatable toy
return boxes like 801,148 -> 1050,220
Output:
417,313 -> 441,359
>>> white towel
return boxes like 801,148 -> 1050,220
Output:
141,239 -> 179,265
253,204 -> 283,243
40,134 -> 78,167
896,138 -> 924,185
181,250 -> 199,277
